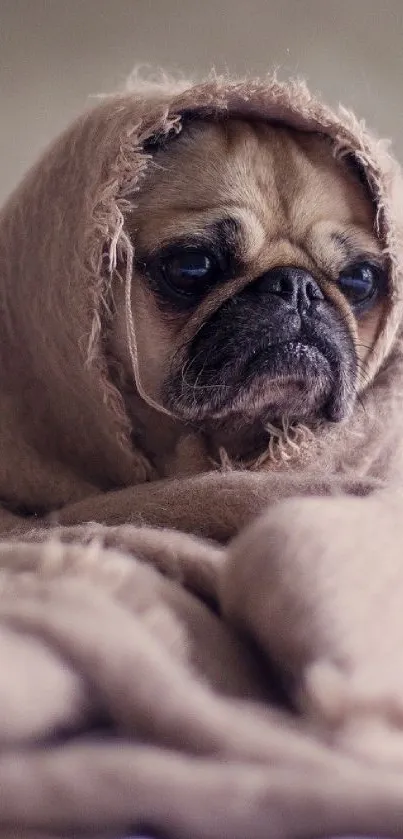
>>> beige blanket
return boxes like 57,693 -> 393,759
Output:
1,504 -> 403,838
1,74 -> 403,837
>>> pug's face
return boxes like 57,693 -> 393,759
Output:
113,119 -> 387,450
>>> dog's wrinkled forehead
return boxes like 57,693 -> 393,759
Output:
135,118 -> 378,270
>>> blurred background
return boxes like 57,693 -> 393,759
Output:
1,0 -> 403,202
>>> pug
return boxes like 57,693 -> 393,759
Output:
107,118 -> 386,470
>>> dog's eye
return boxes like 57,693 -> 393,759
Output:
337,262 -> 380,309
159,249 -> 218,295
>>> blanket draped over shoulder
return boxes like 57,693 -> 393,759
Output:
1,74 -> 403,838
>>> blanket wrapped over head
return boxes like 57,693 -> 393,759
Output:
0,72 -> 403,838
2,72 -> 403,520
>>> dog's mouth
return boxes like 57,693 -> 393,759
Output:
165,319 -> 357,431
221,339 -> 332,415
244,339 -> 329,380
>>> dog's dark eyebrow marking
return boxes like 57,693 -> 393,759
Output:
331,232 -> 355,261
163,217 -> 243,261
331,231 -> 385,268
209,216 -> 242,253
136,216 -> 243,264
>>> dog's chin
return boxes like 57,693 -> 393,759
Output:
165,339 -> 356,436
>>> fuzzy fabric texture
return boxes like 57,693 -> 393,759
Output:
0,74 -> 403,837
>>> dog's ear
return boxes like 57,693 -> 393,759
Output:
142,111 -> 218,153
142,123 -> 181,153
342,151 -> 374,194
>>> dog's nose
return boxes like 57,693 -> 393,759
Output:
255,266 -> 324,311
